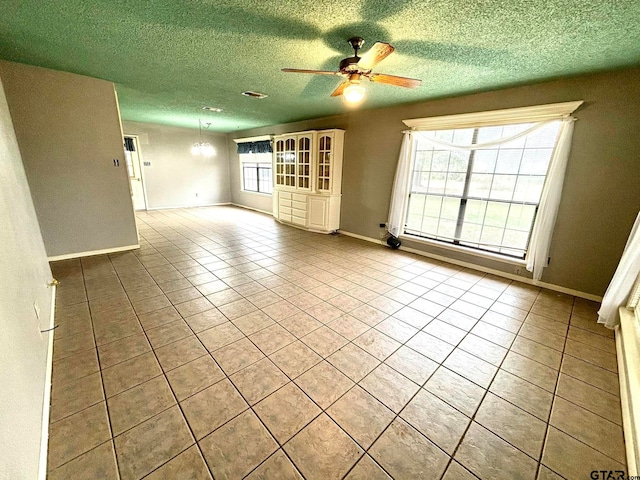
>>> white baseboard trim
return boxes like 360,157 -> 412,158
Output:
339,230 -> 387,245
617,307 -> 639,476
338,229 -> 602,302
47,244 -> 140,262
38,283 -> 56,480
144,202 -> 231,211
230,203 -> 273,216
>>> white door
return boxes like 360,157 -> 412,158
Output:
124,136 -> 146,210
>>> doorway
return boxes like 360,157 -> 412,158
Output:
124,135 -> 147,210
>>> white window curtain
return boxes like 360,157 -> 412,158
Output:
413,121 -> 552,151
388,131 -> 412,238
598,211 -> 640,329
387,116 -> 576,280
525,117 -> 575,280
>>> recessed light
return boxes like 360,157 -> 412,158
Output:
202,106 -> 223,112
241,91 -> 268,99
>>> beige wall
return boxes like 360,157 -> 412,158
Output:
228,67 -> 640,297
123,121 -> 230,209
0,75 -> 53,479
0,60 -> 138,258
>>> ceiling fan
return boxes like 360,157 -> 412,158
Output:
282,37 -> 422,103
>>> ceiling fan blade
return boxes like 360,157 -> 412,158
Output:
281,68 -> 338,75
330,81 -> 349,97
357,42 -> 395,70
368,73 -> 422,88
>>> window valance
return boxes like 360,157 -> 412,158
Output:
236,140 -> 272,154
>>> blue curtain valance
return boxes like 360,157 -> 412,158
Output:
237,140 -> 272,154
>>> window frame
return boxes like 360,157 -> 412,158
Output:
240,158 -> 273,195
399,101 -> 583,264
240,159 -> 273,196
235,137 -> 273,195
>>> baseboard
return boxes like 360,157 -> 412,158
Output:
144,202 -> 231,211
230,203 -> 273,216
338,229 -> 602,302
38,282 -> 56,480
47,244 -> 140,262
617,307 -> 639,475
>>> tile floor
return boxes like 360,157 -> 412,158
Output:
48,206 -> 625,479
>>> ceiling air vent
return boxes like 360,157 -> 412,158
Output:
241,91 -> 268,99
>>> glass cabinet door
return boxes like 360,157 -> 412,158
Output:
318,134 -> 332,192
284,137 -> 296,187
275,139 -> 285,186
297,135 -> 311,190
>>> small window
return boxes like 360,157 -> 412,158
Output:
240,152 -> 273,194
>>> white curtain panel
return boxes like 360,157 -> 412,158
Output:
414,121 -> 552,151
388,132 -> 412,238
525,118 -> 575,280
598,212 -> 640,329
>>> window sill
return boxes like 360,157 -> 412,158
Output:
240,190 -> 272,197
399,233 -> 527,266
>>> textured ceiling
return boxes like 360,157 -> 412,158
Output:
1,0 -> 639,132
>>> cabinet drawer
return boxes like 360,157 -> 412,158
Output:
292,208 -> 307,219
292,193 -> 307,203
279,206 -> 292,215
279,199 -> 292,208
292,200 -> 307,211
279,191 -> 292,200
291,216 -> 306,226
280,213 -> 292,223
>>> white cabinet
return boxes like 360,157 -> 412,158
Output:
273,129 -> 344,233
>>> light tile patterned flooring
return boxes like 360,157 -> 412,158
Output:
48,206 -> 625,480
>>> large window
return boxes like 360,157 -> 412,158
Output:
404,121 -> 563,259
240,152 -> 273,194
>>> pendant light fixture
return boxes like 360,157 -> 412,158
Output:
191,120 -> 215,157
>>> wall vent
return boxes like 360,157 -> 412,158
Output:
241,91 -> 268,99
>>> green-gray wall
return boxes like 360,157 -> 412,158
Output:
0,60 -> 138,258
228,67 -> 640,297
122,121 -> 231,209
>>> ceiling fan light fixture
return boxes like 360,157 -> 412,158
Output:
343,83 -> 366,104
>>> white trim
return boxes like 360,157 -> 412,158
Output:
400,233 -> 526,267
338,229 -> 602,301
230,203 -> 273,216
617,307 -> 640,476
47,244 -> 140,261
239,152 -> 272,164
145,202 -> 231,211
239,190 -> 272,197
339,229 -> 387,245
233,135 -> 272,144
38,283 -> 56,480
403,101 -> 583,130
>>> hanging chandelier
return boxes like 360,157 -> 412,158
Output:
191,120 -> 215,157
